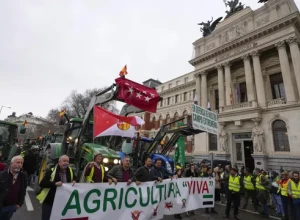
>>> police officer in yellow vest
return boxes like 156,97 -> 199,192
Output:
84,153 -> 106,183
241,168 -> 258,211
223,167 -> 242,220
37,155 -> 76,220
255,168 -> 270,218
288,171 -> 300,220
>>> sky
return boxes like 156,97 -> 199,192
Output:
0,0 -> 299,120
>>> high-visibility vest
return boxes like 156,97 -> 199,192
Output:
256,174 -> 266,190
291,181 -> 300,199
278,179 -> 290,196
86,164 -> 104,183
20,151 -> 25,157
229,175 -> 240,192
244,175 -> 255,190
36,165 -> 73,204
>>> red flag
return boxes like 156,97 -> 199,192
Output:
93,106 -> 144,138
22,120 -> 28,126
115,77 -> 161,113
119,65 -> 128,77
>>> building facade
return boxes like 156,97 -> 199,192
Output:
190,0 -> 300,171
137,0 -> 300,171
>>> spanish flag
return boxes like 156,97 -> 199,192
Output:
22,120 -> 28,126
119,65 -> 128,77
59,109 -> 66,118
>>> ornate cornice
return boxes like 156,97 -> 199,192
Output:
216,64 -> 223,70
159,80 -> 196,96
223,61 -> 231,67
189,13 -> 300,66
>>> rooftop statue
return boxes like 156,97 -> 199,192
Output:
224,0 -> 245,19
258,0 -> 268,3
198,17 -> 223,37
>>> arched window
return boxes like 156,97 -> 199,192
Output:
174,112 -> 179,121
182,110 -> 188,124
158,115 -> 163,127
152,117 -> 156,129
166,114 -> 170,124
273,120 -> 290,152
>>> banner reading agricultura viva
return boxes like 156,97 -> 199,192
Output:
50,177 -> 215,220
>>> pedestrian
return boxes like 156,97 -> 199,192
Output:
107,156 -> 135,185
255,168 -> 270,218
0,155 -> 28,220
213,167 -> 222,203
278,171 -> 291,220
241,168 -> 258,212
84,153 -> 106,183
270,171 -> 283,217
288,171 -> 300,220
37,155 -> 76,220
134,157 -> 154,183
174,169 -> 183,220
23,149 -> 37,185
223,167 -> 242,220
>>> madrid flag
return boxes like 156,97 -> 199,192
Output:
115,77 -> 161,113
93,106 -> 145,138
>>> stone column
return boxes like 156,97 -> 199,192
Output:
217,64 -> 225,112
242,54 -> 255,103
287,36 -> 300,98
201,72 -> 208,108
194,72 -> 201,105
275,40 -> 297,103
224,62 -> 232,106
251,51 -> 267,107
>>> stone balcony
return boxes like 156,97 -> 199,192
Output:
267,98 -> 286,107
223,101 -> 253,112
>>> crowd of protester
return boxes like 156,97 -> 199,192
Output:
1,152 -> 300,220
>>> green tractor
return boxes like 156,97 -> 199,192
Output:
0,120 -> 20,164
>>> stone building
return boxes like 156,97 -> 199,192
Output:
136,0 -> 300,171
190,0 -> 300,171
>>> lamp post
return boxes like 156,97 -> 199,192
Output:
0,105 -> 11,114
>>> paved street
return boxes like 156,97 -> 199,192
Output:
11,187 -> 281,220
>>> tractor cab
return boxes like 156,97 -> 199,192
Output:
0,120 -> 19,163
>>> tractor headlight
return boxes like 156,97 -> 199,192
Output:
104,166 -> 109,171
103,158 -> 109,163
119,160 -> 121,164
166,161 -> 172,173
113,159 -> 118,164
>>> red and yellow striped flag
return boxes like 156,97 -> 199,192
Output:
119,65 -> 128,77
59,109 -> 66,118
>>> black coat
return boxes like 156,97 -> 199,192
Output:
0,168 -> 28,210
23,153 -> 37,175
39,166 -> 76,205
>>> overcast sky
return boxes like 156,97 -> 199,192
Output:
0,0 -> 299,120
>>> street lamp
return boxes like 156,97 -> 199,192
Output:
0,105 -> 11,114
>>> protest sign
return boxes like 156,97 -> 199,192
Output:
192,104 -> 218,135
50,178 -> 215,220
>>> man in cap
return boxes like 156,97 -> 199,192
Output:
84,153 -> 106,183
223,167 -> 242,220
242,168 -> 257,211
